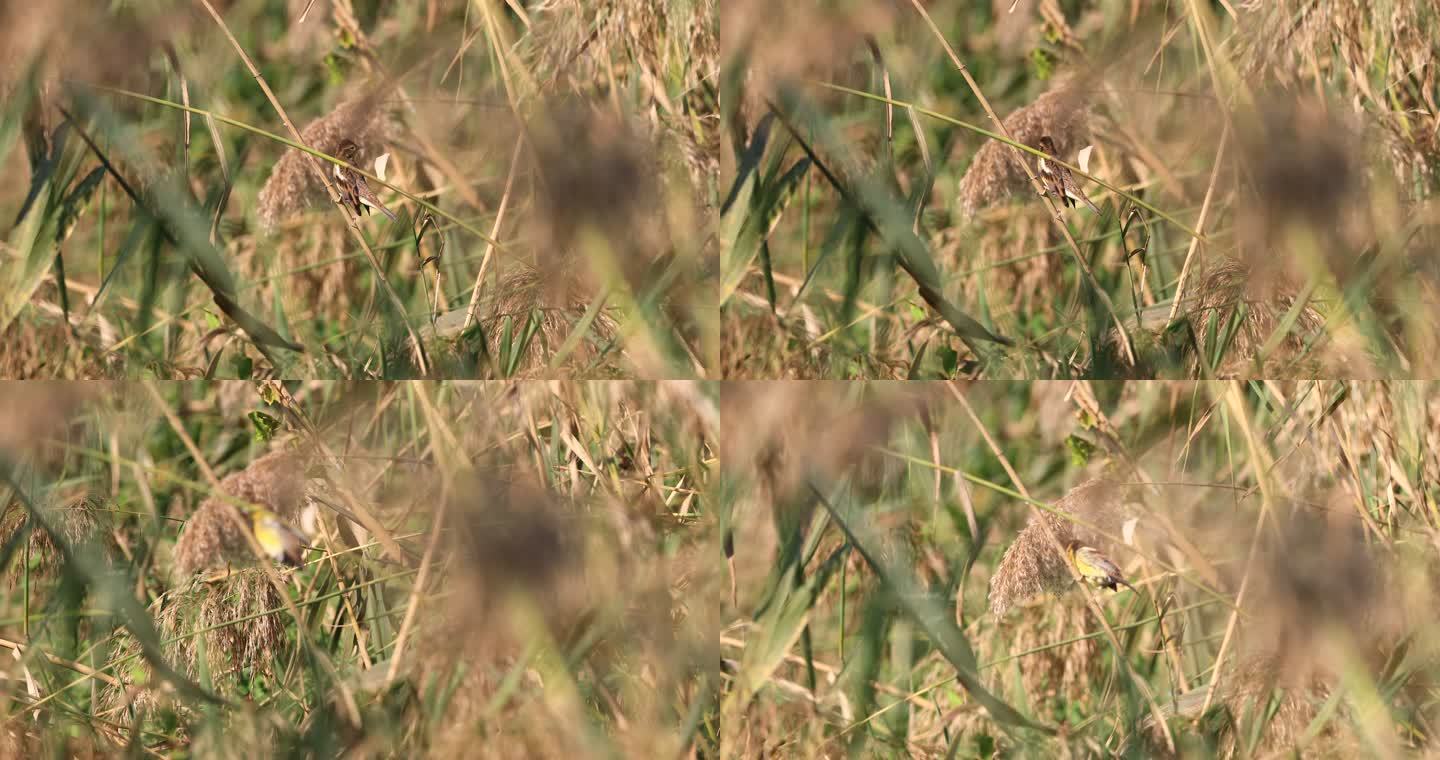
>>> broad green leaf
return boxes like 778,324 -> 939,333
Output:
248,411 -> 281,442
0,172 -> 54,331
721,157 -> 810,305
726,540 -> 848,711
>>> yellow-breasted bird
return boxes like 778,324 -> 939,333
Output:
1065,539 -> 1135,593
242,504 -> 308,567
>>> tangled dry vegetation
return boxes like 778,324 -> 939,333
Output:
721,0 -> 1440,378
0,380 -> 716,756
722,380 -> 1440,756
1,0 -> 717,379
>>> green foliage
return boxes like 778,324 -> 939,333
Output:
724,380 -> 1440,755
722,1 -> 1440,379
0,0 -> 715,379
0,381 -> 714,756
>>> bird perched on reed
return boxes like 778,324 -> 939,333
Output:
334,138 -> 398,223
1035,135 -> 1101,215
1065,539 -> 1135,593
243,503 -> 308,567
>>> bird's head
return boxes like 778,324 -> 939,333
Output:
337,139 -> 361,164
1037,136 -> 1058,155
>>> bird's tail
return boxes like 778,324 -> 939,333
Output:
1084,195 -> 1102,216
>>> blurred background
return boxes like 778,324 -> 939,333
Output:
721,1 -> 1440,378
721,380 -> 1440,755
0,0 -> 717,378
0,380 -> 716,756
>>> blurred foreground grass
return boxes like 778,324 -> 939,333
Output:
721,1 -> 1440,378
722,380 -> 1440,756
0,380 -> 716,756
1,0 -> 717,379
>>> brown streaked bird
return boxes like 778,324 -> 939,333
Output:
1035,135 -> 1101,215
334,139 -> 398,223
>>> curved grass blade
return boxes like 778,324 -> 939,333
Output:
809,480 -> 1049,734
767,95 -> 1013,351
52,165 -> 108,329
723,502 -> 848,714
1,123 -> 92,333
61,102 -> 302,354
722,113 -> 773,215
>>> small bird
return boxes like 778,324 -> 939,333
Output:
1065,539 -> 1136,593
244,504 -> 308,567
1035,135 -> 1102,215
333,139 -> 398,223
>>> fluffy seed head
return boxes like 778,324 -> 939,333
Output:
172,450 -> 307,576
959,84 -> 1092,219
987,478 -> 1131,617
103,569 -> 287,713
1186,256 -> 1327,377
0,493 -> 109,587
256,90 -> 398,232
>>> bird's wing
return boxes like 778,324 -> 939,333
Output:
338,177 -> 364,216
353,177 -> 399,222
1079,548 -> 1124,578
1063,179 -> 1102,215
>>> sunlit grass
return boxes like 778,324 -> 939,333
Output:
0,380 -> 717,756
1,0 -> 717,379
722,380 -> 1440,755
721,1 -> 1440,378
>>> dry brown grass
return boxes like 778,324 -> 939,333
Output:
720,306 -> 836,379
103,569 -> 288,715
1141,651 -> 1349,755
1235,0 -> 1440,188
419,265 -> 623,378
0,315 -> 124,379
720,0 -> 1440,378
1183,256 -> 1329,376
527,0 -> 719,202
724,381 -> 1440,755
403,456 -> 709,755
